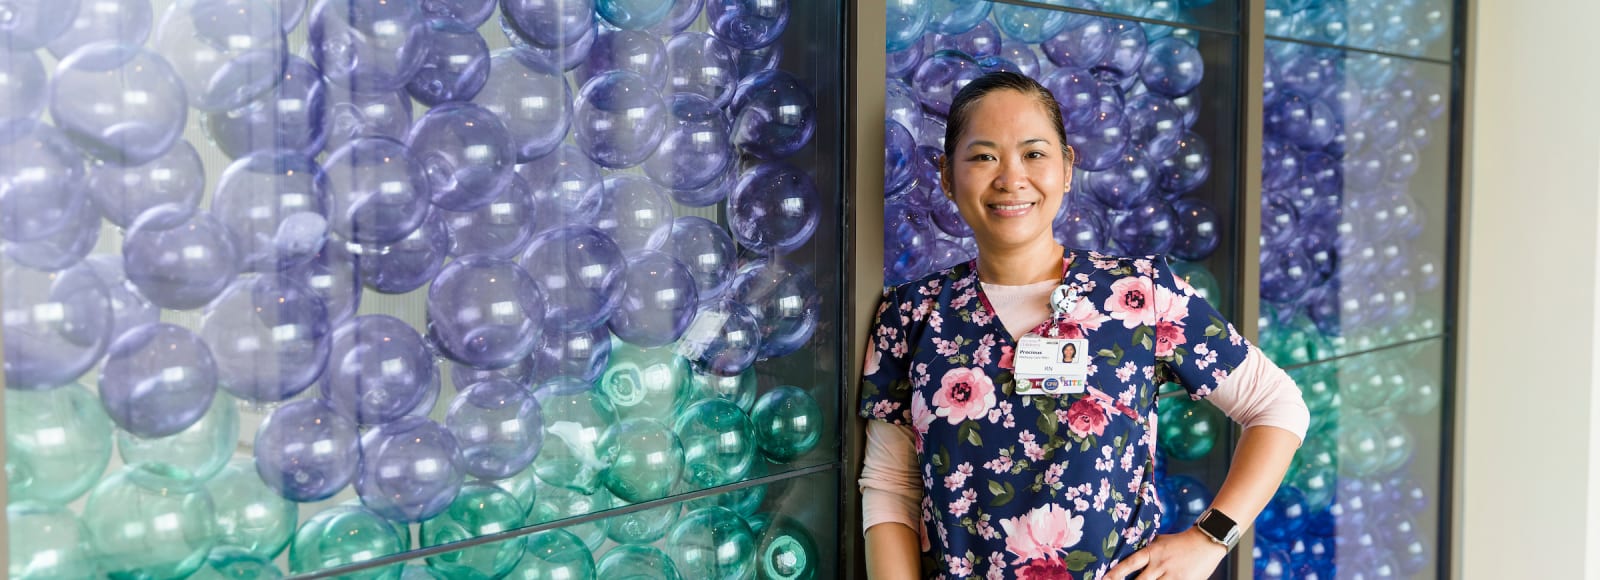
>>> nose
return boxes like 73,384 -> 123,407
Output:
993,156 -> 1030,193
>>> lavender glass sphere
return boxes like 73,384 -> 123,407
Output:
308,0 -> 429,94
290,240 -> 362,325
254,399 -> 358,502
405,19 -> 490,106
202,56 -> 329,160
645,94 -> 735,192
49,0 -> 149,58
421,0 -> 494,26
1125,93 -> 1184,161
574,70 -> 666,169
49,44 -> 187,165
2,191 -> 101,272
427,254 -> 547,369
210,152 -> 331,272
98,323 -> 218,438
528,325 -> 612,384
322,88 -> 413,151
911,50 -> 981,117
728,163 -> 821,255
608,250 -> 699,348
667,32 -> 738,108
649,216 -> 737,301
447,379 -> 544,479
443,174 -> 539,259
677,299 -> 762,377
200,274 -> 331,403
408,102 -> 516,212
321,314 -> 439,425
730,69 -> 817,159
1083,152 -> 1157,211
322,137 -> 431,245
706,0 -> 787,50
518,143 -> 604,231
356,209 -> 451,294
595,175 -> 676,252
730,257 -> 819,359
357,416 -> 465,523
152,0 -> 287,111
83,255 -> 159,346
500,0 -> 593,49
0,123 -> 88,244
2,263 -> 112,390
1140,36 -> 1205,98
582,27 -> 668,87
475,49 -> 573,163
0,51 -> 47,141
122,208 -> 241,310
519,225 -> 625,332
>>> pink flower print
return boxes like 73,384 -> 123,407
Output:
949,488 -> 977,517
870,400 -> 900,419
1134,258 -> 1156,277
1173,271 -> 1199,296
948,554 -> 973,576
987,552 -> 1008,576
933,367 -> 997,424
1116,361 -> 1137,382
1195,347 -> 1219,370
1212,368 -> 1231,384
1073,497 -> 1089,512
1015,559 -> 1073,580
1044,463 -> 1065,486
972,307 -> 994,326
1128,466 -> 1145,493
1154,284 -> 1189,324
973,344 -> 992,367
942,462 -> 974,490
934,337 -> 962,357
911,395 -> 935,452
985,453 -> 1014,474
1194,342 -> 1210,356
951,289 -> 974,310
927,309 -> 944,333
1114,503 -> 1132,522
978,519 -> 1000,541
1066,397 -> 1109,438
1057,294 -> 1111,340
863,344 -> 882,377
914,298 -> 936,322
998,346 -> 1015,370
1154,321 -> 1187,357
999,504 -> 1086,564
920,279 -> 943,296
1122,526 -> 1145,545
1105,276 -> 1158,329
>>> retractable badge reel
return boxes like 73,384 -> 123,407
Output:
1014,284 -> 1088,396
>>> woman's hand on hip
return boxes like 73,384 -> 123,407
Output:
1103,527 -> 1229,580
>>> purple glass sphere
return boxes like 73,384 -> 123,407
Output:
421,0 -> 494,26
518,143 -> 604,231
254,399 -> 359,502
200,274 -> 331,403
2,192 -> 101,272
202,56 -> 329,160
1,122 -> 88,244
122,209 -> 241,310
1156,131 -> 1211,195
730,69 -> 817,160
1083,152 -> 1157,211
443,174 -> 538,259
666,31 -> 738,108
322,88 -> 413,151
407,102 -> 516,212
728,163 -> 820,255
1110,199 -> 1178,256
518,225 -> 625,332
405,19 -> 490,106
498,13 -> 595,72
528,325 -> 611,384
910,50 -> 980,117
581,27 -> 668,87
1171,199 -> 1221,261
99,323 -> 218,438
308,0 -> 429,94
500,0 -> 594,49
447,379 -> 544,479
730,257 -> 818,359
152,0 -> 288,112
595,175 -> 676,252
356,416 -> 464,523
211,152 -> 331,272
322,137 -> 431,245
608,250 -> 699,348
321,314 -> 439,425
648,216 -> 737,301
47,0 -> 154,59
706,0 -> 788,50
356,209 -> 450,294
644,94 -> 734,192
289,240 -> 362,325
678,299 -> 762,377
2,262 -> 112,390
574,70 -> 666,169
85,138 -> 203,229
475,49 -> 573,163
1068,100 -> 1131,172
49,44 -> 187,165
426,254 -> 547,370
1054,202 -> 1109,251
1140,36 -> 1205,98
1125,93 -> 1184,161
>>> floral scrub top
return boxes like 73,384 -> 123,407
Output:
858,250 -> 1251,579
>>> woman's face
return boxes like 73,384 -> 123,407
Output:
941,89 -> 1073,252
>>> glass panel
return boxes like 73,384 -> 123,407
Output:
1264,0 -> 1453,61
2,0 -> 844,577
1252,338 -> 1446,578
371,468 -> 839,579
1257,42 -> 1450,366
888,0 -> 1240,58
885,10 -> 1242,313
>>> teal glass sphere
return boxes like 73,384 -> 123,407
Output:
1340,355 -> 1401,411
8,502 -> 98,579
607,501 -> 682,545
506,529 -> 596,580
667,506 -> 757,580
1258,310 -> 1334,366
686,458 -> 768,517
756,515 -> 819,580
6,383 -> 113,505
750,386 -> 823,463
690,367 -> 757,412
206,459 -> 297,559
1157,392 -> 1224,461
1337,411 -> 1386,478
1396,364 -> 1441,416
674,398 -> 757,489
288,504 -> 407,579
400,564 -> 444,579
597,544 -> 682,580
84,465 -> 217,579
422,483 -> 527,579
118,391 -> 238,481
599,340 -> 692,421
482,465 -> 539,520
532,389 -> 615,495
1169,259 -> 1223,305
599,417 -> 685,502
189,547 -> 285,579
530,484 -> 613,551
1287,363 -> 1339,429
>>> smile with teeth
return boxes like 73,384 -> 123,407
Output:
988,202 -> 1035,210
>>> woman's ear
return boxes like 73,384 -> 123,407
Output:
1062,145 -> 1076,193
938,153 -> 953,198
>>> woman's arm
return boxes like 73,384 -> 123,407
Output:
867,521 -> 923,579
860,421 -> 924,579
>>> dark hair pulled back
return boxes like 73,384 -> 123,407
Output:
941,71 -> 1075,168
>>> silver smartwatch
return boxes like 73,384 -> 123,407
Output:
1193,508 -> 1242,551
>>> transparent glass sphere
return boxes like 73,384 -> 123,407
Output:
607,502 -> 681,545
421,483 -> 526,579
574,70 -> 666,169
49,45 -> 188,166
121,208 -> 241,310
405,20 -> 490,107
446,378 -> 545,479
201,273 -> 331,403
727,162 -> 820,254
595,175 -> 675,252
407,102 -> 516,212
0,0 -> 81,50
665,32 -> 737,108
507,529 -> 597,580
5,384 -> 113,505
705,0 -> 787,50
2,262 -> 111,390
750,385 -> 823,463
667,506 -> 757,579
211,152 -> 331,272
308,0 -> 429,94
531,387 -> 616,495
320,314 -> 438,425
600,339 -> 692,422
529,484 -> 612,551
644,94 -> 733,192
7,502 -> 98,579
426,254 -> 546,370
518,143 -> 603,232
356,416 -> 465,523
755,515 -> 819,580
1,122 -> 88,244
253,399 -> 360,502
84,465 -> 217,579
528,324 -> 612,385
729,70 -> 815,160
597,544 -> 683,580
691,367 -> 757,412
322,87 -> 413,151
674,399 -> 757,489
288,504 -> 406,579
444,175 -> 539,259
518,225 -> 625,332
597,417 -> 684,503
152,0 -> 288,111
677,299 -> 762,378
206,459 -> 297,560
729,257 -> 820,360
355,209 -> 451,294
500,0 -> 593,49
116,391 -> 238,481
98,323 -> 219,438
607,250 -> 698,348
0,50 -> 47,145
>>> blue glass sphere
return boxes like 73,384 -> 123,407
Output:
90,134 -> 206,230
202,56 -> 328,160
519,143 -> 604,231
99,323 -> 218,438
650,216 -> 737,301
910,50 -> 979,117
1140,36 -> 1205,98
0,48 -> 48,141
1043,15 -> 1111,71
582,27 -> 668,87
254,399 -> 359,502
427,254 -> 546,369
0,0 -> 79,50
308,0 -> 429,94
646,94 -> 734,192
200,274 -> 331,402
729,163 -> 820,254
730,257 -> 819,359
885,37 -> 922,78
885,0 -> 931,52
575,70 -> 666,169
49,44 -> 187,165
1157,473 -> 1211,533
730,69 -> 817,159
993,1 -> 1070,43
1171,199 -> 1221,261
1110,199 -> 1177,256
500,0 -> 593,49
609,250 -> 699,348
0,123 -> 88,245
667,32 -> 738,108
1084,152 -> 1156,211
1054,202 -> 1109,252
750,385 -> 823,462
357,416 -> 464,523
5,384 -> 114,505
322,88 -> 413,151
519,225 -> 625,332
1125,93 -> 1184,161
321,314 -> 438,425
211,152 -> 330,272
121,208 -> 240,309
678,299 -> 762,379
408,102 -> 516,212
2,263 -> 112,390
1068,100 -> 1131,172
356,209 -> 450,294
706,0 -> 787,50
444,175 -> 538,259
406,20 -> 490,106
447,379 -> 544,479
152,0 -> 288,111
1157,131 -> 1211,195
596,175 -> 675,252
528,325 -> 612,384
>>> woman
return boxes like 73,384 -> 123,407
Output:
858,72 -> 1309,579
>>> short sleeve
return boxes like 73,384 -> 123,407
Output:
858,287 -> 915,425
1151,257 -> 1252,399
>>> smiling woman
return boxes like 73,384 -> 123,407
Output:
859,72 -> 1310,580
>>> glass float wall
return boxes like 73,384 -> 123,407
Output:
1251,0 -> 1459,578
2,0 -> 845,578
878,0 -> 1250,577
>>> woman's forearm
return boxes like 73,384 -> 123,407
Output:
866,522 -> 922,579
1205,425 -> 1303,531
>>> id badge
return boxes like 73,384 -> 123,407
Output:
1012,334 -> 1089,395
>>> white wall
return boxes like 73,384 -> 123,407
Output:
1461,0 -> 1600,576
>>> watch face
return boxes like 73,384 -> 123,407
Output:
1198,509 -> 1238,545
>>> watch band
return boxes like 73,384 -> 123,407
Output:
1194,507 -> 1241,550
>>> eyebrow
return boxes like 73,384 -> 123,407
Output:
965,138 -> 1053,150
